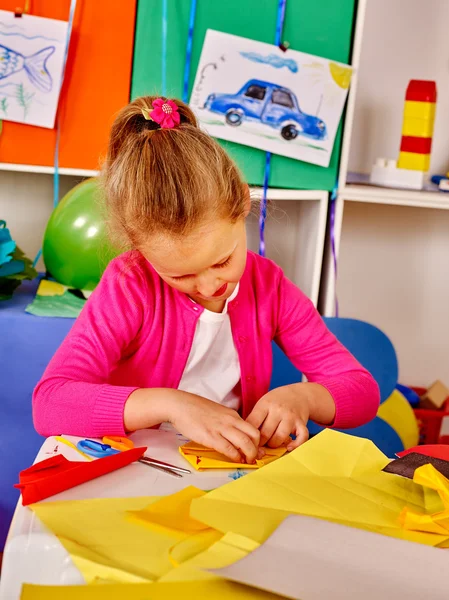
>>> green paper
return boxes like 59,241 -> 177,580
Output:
26,290 -> 86,318
131,0 -> 356,190
0,277 -> 21,300
0,244 -> 37,300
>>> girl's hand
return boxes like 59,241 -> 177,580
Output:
246,385 -> 311,451
168,391 -> 261,464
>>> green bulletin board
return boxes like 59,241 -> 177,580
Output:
132,0 -> 356,190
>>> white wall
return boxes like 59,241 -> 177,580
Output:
0,172 -> 83,270
335,0 -> 449,387
246,199 -> 325,303
338,202 -> 449,386
349,0 -> 449,176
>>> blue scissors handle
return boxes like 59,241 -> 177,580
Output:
77,439 -> 120,458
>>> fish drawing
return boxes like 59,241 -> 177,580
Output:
0,44 -> 55,92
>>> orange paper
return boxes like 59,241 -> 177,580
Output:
0,0 -> 136,170
179,442 -> 287,471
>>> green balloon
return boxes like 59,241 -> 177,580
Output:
43,178 -> 118,290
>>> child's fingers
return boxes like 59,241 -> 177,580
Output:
223,427 -> 259,463
237,419 -> 261,448
212,434 -> 243,463
245,403 -> 268,430
286,423 -> 309,451
259,413 -> 281,447
266,418 -> 294,448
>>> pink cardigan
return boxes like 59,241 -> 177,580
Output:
33,250 -> 380,437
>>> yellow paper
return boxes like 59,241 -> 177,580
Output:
127,486 -> 209,533
401,464 -> 449,535
36,280 -> 67,296
31,492 -> 219,584
160,531 -> 260,583
190,429 -> 448,547
21,580 -> 280,600
377,389 -> 419,450
179,442 -> 286,470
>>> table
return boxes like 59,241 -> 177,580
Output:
0,279 -> 305,552
0,279 -> 75,548
0,429 -> 235,599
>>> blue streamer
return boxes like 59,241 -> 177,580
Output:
182,0 -> 197,103
162,0 -> 168,96
259,0 -> 287,256
54,0 -> 77,211
330,182 -> 339,317
33,0 -> 77,268
274,0 -> 287,46
259,153 -> 271,256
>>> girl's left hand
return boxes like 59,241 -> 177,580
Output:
246,385 -> 310,451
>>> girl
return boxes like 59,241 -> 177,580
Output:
33,96 -> 379,464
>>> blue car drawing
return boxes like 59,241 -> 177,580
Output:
204,79 -> 327,141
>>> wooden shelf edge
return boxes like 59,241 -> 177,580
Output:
250,188 -> 328,201
341,184 -> 449,211
0,163 -> 99,177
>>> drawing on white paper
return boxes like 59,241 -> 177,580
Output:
0,10 -> 69,128
190,30 -> 353,167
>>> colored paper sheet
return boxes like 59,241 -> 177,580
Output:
25,279 -> 93,317
132,0 -> 356,190
159,531 -> 259,584
179,442 -> 286,470
384,453 -> 449,480
0,0 -> 136,170
211,515 -> 449,600
398,444 -> 449,461
21,580 -> 280,600
401,464 -> 449,535
25,290 -> 85,317
190,429 -> 448,547
191,31 -> 352,168
0,10 -> 69,129
127,487 -> 210,533
31,493 -> 219,584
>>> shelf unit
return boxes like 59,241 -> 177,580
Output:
320,0 -> 449,386
0,165 -> 328,308
248,189 -> 328,307
0,163 -> 99,178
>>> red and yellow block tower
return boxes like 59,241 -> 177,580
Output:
397,80 -> 437,172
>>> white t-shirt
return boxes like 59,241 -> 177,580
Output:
177,283 -> 241,410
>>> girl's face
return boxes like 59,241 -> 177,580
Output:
142,217 -> 248,312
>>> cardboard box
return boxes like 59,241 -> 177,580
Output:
419,380 -> 449,410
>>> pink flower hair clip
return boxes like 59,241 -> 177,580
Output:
142,98 -> 181,129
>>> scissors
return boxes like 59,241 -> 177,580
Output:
77,436 -> 191,478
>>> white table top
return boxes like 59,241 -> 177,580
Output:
0,429 -> 242,600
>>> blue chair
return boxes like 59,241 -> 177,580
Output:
270,317 -> 402,458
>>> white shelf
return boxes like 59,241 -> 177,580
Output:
0,163 -> 328,202
341,183 -> 449,210
0,162 -> 99,177
250,188 -> 328,202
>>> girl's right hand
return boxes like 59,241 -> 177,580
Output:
125,388 -> 261,463
168,391 -> 261,464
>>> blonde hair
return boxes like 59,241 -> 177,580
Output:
101,96 -> 248,249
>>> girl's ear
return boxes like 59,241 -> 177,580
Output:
243,184 -> 251,217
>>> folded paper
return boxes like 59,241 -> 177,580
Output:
179,442 -> 286,470
16,448 -> 147,505
383,453 -> 449,480
31,488 -> 220,584
211,514 -> 449,600
401,463 -> 449,536
21,580 -> 279,600
190,429 -> 448,547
